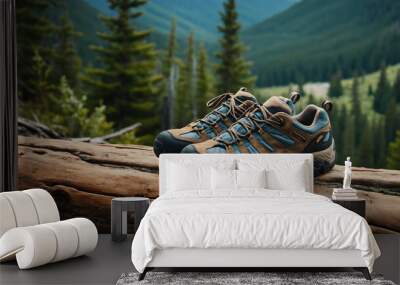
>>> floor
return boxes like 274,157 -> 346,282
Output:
0,235 -> 134,285
0,234 -> 399,285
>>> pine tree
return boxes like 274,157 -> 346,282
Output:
16,0 -> 55,101
83,0 -> 162,143
161,19 -> 178,130
196,43 -> 214,117
343,115 -> 355,165
332,104 -> 347,162
162,18 -> 177,79
367,84 -> 374,97
387,131 -> 400,170
392,69 -> 400,103
372,117 -> 386,168
385,98 -> 399,143
328,71 -> 343,98
373,64 -> 391,114
216,0 -> 255,93
52,14 -> 82,89
330,104 -> 340,159
357,119 -> 373,167
52,76 -> 112,138
351,74 -> 362,146
297,81 -> 306,97
29,50 -> 57,104
19,50 -> 57,121
175,33 -> 195,126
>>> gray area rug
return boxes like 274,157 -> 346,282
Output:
116,272 -> 395,285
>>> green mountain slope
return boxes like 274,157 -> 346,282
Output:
50,0 -> 171,64
244,0 -> 400,86
85,0 -> 297,42
53,0 -> 297,64
48,0 -> 106,64
257,64 -> 400,118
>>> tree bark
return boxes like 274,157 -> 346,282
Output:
18,136 -> 400,233
18,118 -> 64,139
315,166 -> 400,234
18,136 -> 158,232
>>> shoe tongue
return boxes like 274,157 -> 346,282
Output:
196,88 -> 257,131
238,100 -> 257,112
262,96 -> 293,115
233,88 -> 258,105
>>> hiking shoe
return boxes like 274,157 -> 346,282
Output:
153,88 -> 259,157
182,99 -> 335,176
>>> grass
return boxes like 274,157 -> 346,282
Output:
337,64 -> 400,116
256,63 -> 400,118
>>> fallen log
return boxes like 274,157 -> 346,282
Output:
72,122 -> 142,144
18,118 -> 63,139
18,117 -> 142,144
315,166 -> 400,234
17,136 -> 400,234
18,136 -> 158,232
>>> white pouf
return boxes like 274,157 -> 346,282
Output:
24,188 -> 60,223
0,196 -> 17,237
0,189 -> 98,269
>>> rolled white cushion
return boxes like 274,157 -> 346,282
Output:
65,218 -> 98,257
0,191 -> 39,227
24,189 -> 60,223
0,189 -> 60,238
0,196 -> 17,237
42,221 -> 79,262
0,218 -> 98,269
0,226 -> 57,269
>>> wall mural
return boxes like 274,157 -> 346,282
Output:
16,0 -> 400,233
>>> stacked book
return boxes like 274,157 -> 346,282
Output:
332,188 -> 358,200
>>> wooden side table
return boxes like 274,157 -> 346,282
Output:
111,197 -> 150,242
332,198 -> 366,218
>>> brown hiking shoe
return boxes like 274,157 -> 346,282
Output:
182,98 -> 335,176
153,87 -> 260,156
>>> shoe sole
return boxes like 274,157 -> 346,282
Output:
312,140 -> 336,177
153,137 -> 163,157
153,132 -> 193,157
156,135 -> 336,176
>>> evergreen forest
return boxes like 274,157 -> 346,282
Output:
16,0 -> 400,169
